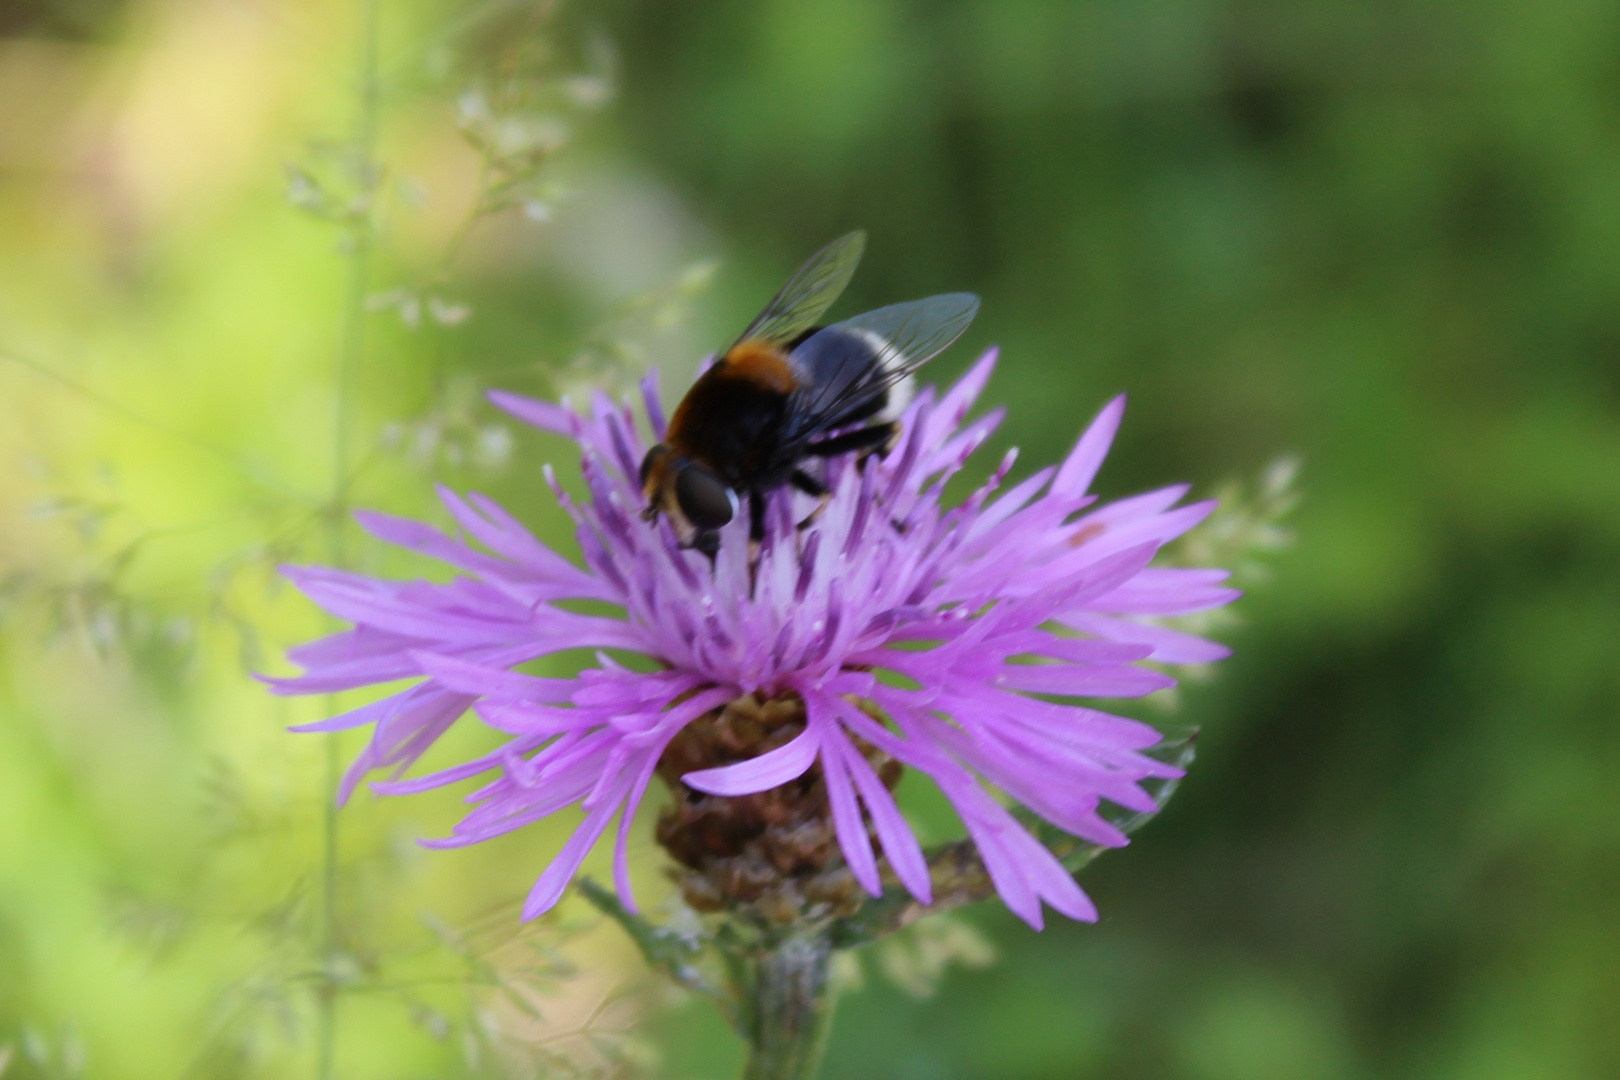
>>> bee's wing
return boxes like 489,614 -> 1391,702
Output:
732,231 -> 867,349
785,292 -> 981,439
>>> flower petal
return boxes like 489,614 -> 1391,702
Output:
409,650 -> 577,703
1061,612 -> 1233,663
523,784 -> 629,918
996,663 -> 1175,698
818,721 -> 882,897
1052,394 -> 1125,498
680,723 -> 820,796
488,389 -> 580,438
813,691 -> 931,903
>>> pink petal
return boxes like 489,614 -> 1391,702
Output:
1069,500 -> 1216,563
287,691 -> 405,733
820,727 -> 882,896
409,650 -> 577,702
640,370 -> 667,440
1075,484 -> 1191,528
680,723 -> 820,796
929,347 -> 998,436
1052,395 -> 1125,498
1060,613 -> 1233,664
354,510 -> 509,579
523,772 -> 633,919
614,743 -> 672,914
997,663 -> 1175,698
821,708 -> 931,903
488,389 -> 580,437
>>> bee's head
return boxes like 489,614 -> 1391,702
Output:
640,444 -> 737,536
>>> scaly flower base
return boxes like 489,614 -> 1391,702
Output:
656,692 -> 894,922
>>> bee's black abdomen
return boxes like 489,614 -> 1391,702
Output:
787,326 -> 895,431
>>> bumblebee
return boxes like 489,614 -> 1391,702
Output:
640,231 -> 979,558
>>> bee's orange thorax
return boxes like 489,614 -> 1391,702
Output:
664,340 -> 800,467
716,341 -> 798,394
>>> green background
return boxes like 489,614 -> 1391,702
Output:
1,0 -> 1617,1077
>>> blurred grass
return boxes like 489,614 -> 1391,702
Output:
2,0 -> 1619,1078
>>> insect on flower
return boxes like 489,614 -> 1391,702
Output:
639,231 -> 980,557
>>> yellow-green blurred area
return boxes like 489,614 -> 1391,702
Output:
2,0 -> 1619,1077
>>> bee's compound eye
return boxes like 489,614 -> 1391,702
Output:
640,444 -> 670,490
674,464 -> 737,530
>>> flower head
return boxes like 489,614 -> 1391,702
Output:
268,350 -> 1238,928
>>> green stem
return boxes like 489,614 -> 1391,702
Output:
316,725 -> 341,1080
743,932 -> 838,1080
334,0 -> 379,512
317,2 -> 379,1077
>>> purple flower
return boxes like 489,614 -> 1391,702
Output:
267,350 -> 1239,928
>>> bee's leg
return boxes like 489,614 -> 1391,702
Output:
805,426 -> 914,537
789,469 -> 827,498
693,530 -> 720,566
741,490 -> 765,545
744,492 -> 772,596
804,422 -> 896,460
789,469 -> 833,533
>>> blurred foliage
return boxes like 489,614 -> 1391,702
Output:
1,0 -> 1618,1078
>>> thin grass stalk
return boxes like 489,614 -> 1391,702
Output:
318,1 -> 380,1076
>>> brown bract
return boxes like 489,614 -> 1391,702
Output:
654,692 -> 901,924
